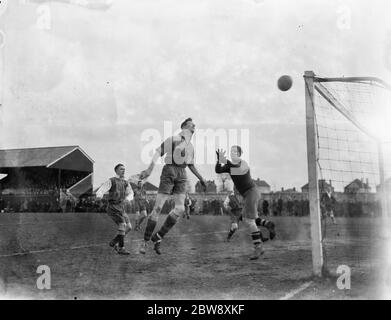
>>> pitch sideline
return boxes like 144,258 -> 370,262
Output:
278,281 -> 313,300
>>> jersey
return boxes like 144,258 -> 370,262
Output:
156,133 -> 195,168
215,159 -> 256,196
133,184 -> 147,201
108,177 -> 129,204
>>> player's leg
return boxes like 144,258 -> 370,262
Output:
137,199 -> 148,229
137,209 -> 148,228
150,167 -> 187,254
151,192 -> 185,254
227,221 -> 239,242
255,217 -> 276,240
134,201 -> 141,230
186,206 -> 190,219
107,204 -> 130,255
115,220 -> 130,255
139,193 -> 170,254
108,205 -> 122,248
124,213 -> 132,235
225,209 -> 241,242
329,210 -> 337,224
243,188 -> 264,260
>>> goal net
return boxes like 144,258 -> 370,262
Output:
304,71 -> 391,285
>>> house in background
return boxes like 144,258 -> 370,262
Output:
301,179 -> 334,193
129,181 -> 158,195
253,178 -> 271,193
344,178 -> 371,194
195,180 -> 217,193
281,187 -> 299,193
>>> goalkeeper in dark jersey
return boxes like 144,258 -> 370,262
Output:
216,146 -> 276,260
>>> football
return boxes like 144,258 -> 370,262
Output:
277,75 -> 293,91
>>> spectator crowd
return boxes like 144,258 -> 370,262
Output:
0,194 -> 382,217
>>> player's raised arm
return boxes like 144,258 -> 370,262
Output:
215,149 -> 230,174
140,137 -> 172,180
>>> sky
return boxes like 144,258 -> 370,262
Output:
0,0 -> 391,191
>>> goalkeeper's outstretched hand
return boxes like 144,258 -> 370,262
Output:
216,149 -> 227,164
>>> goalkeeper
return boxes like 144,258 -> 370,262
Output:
216,146 -> 276,260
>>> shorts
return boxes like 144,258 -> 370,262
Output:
158,164 -> 187,195
107,202 -> 129,225
241,187 -> 260,219
134,198 -> 148,212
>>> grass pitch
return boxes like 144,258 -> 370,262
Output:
0,213 -> 384,299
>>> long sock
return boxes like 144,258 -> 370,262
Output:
227,228 -> 236,240
152,214 -> 177,241
251,231 -> 262,247
257,218 -> 274,229
144,219 -> 157,241
255,217 -> 269,227
118,234 -> 125,248
112,234 -> 121,244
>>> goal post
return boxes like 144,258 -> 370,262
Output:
303,70 -> 391,278
304,71 -> 324,276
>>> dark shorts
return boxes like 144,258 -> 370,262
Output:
158,164 -> 187,195
241,187 -> 260,219
107,202 -> 129,225
134,199 -> 148,212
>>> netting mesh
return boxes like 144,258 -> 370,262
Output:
312,77 -> 391,278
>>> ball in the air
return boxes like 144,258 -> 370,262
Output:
277,75 -> 293,91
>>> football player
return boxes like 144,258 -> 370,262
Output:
216,146 -> 276,260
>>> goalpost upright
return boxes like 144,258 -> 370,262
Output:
304,71 -> 324,277
304,70 -> 390,278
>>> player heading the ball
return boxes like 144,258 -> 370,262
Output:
138,118 -> 207,255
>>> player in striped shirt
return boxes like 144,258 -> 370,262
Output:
96,164 -> 134,255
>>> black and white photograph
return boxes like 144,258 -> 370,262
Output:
1,0 -> 391,303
